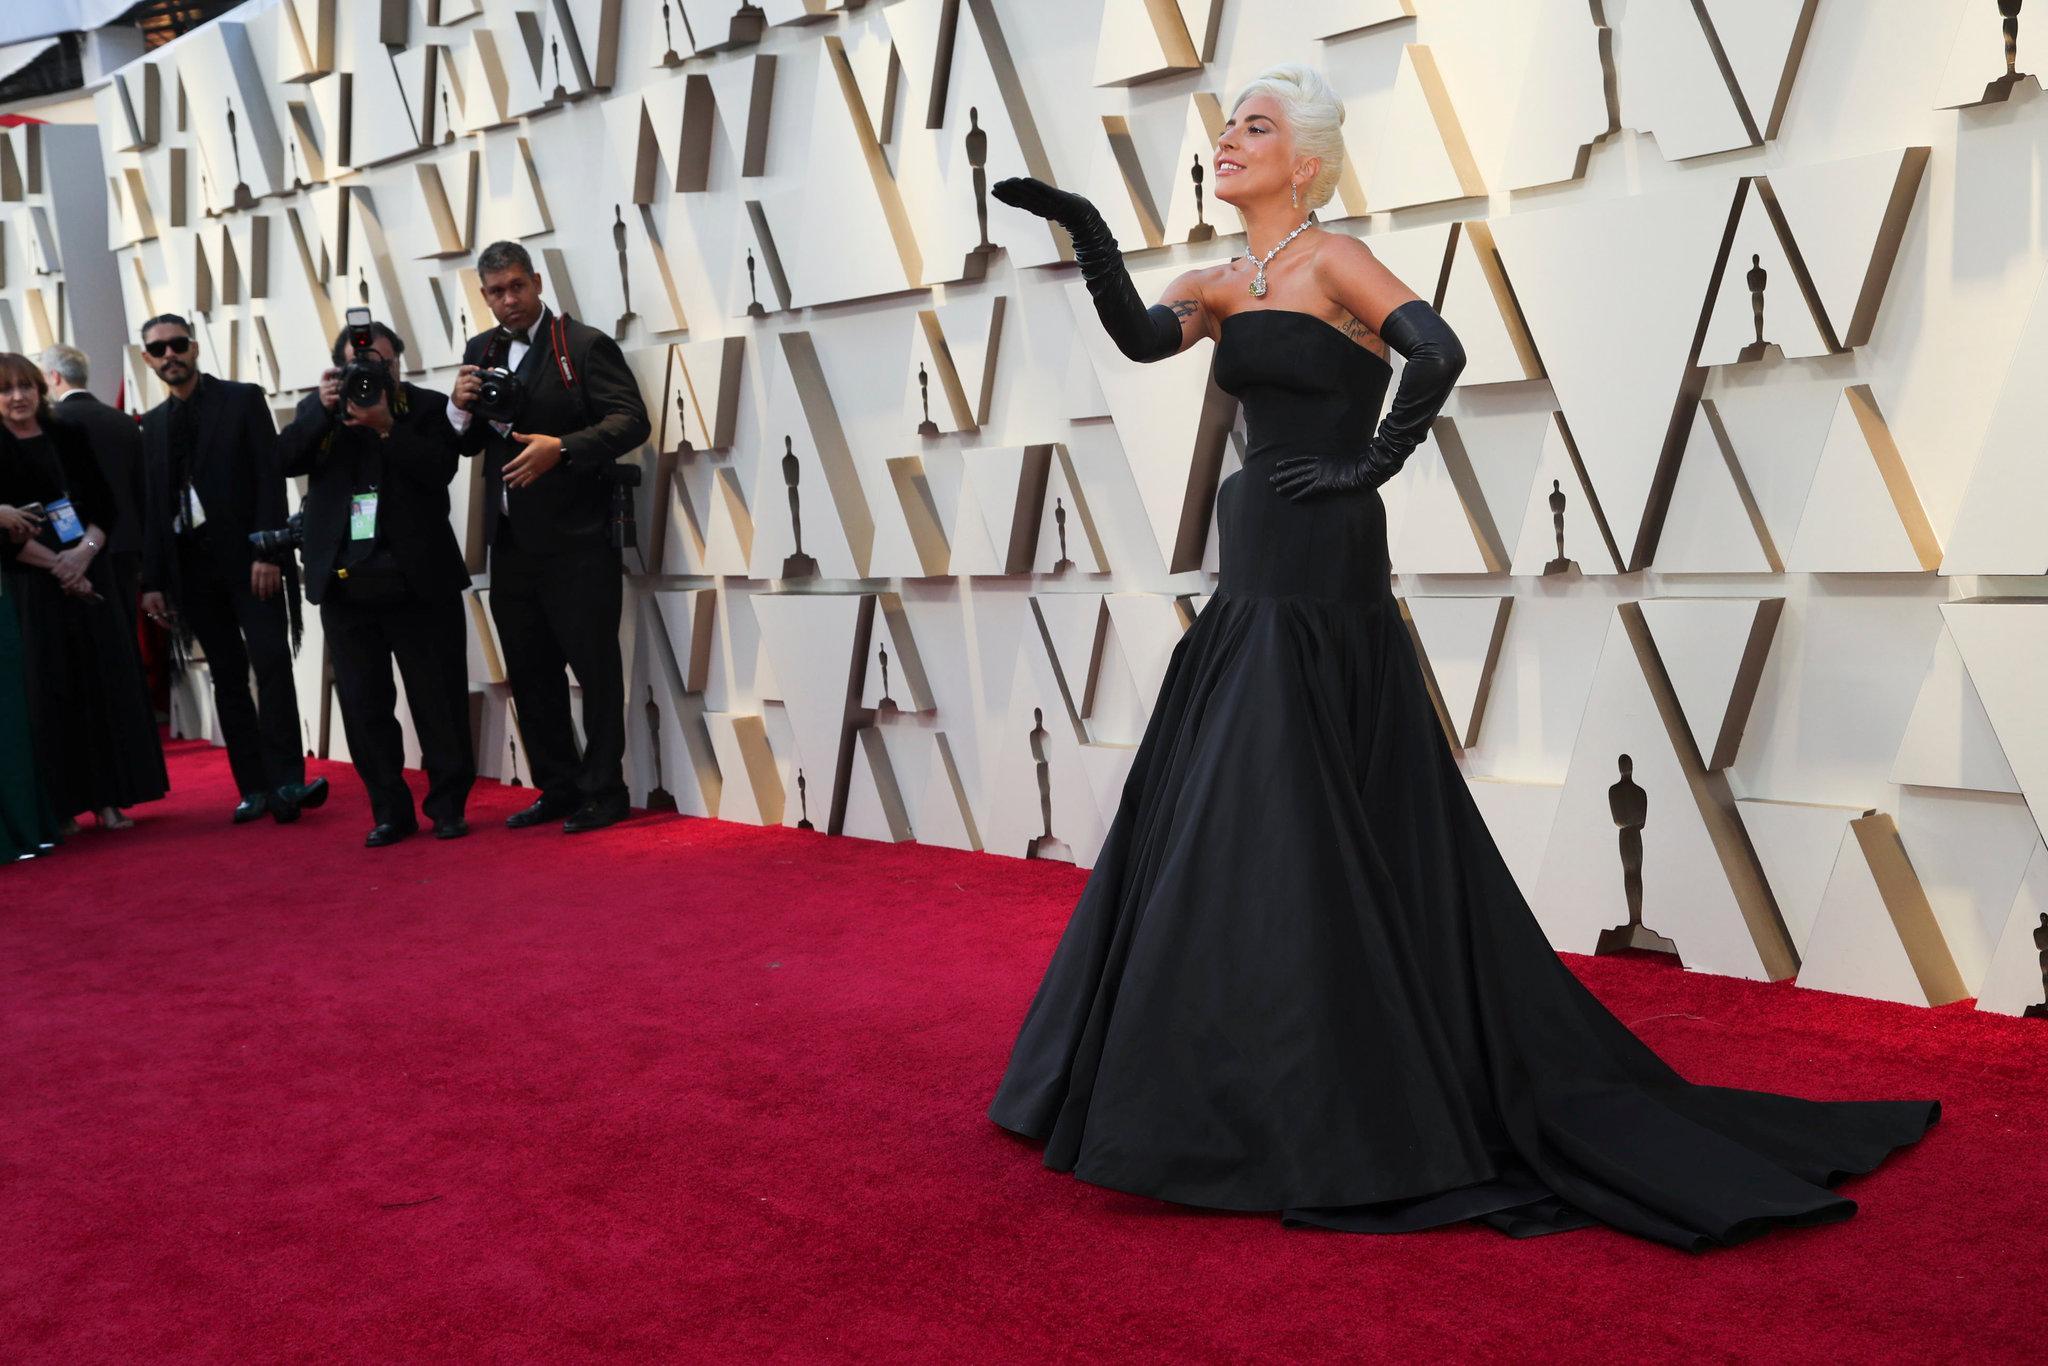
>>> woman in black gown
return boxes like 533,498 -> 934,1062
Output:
0,352 -> 167,830
986,64 -> 1936,1252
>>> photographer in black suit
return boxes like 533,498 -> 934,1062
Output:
449,241 -> 650,833
278,315 -> 476,847
138,313 -> 327,825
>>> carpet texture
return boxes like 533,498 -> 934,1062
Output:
3,740 -> 2042,1362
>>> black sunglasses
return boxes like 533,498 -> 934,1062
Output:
143,336 -> 193,358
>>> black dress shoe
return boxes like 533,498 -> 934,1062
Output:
365,821 -> 418,848
506,795 -> 579,829
295,777 -> 330,811
563,800 -> 630,834
432,818 -> 470,841
232,793 -> 269,824
269,785 -> 302,824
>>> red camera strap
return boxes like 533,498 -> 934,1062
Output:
551,314 -> 577,389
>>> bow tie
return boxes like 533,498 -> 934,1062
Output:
502,327 -> 530,346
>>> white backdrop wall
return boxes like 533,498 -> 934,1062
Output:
35,0 -> 2048,1014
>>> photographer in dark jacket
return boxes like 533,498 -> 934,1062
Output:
449,240 -> 650,834
279,319 -> 476,847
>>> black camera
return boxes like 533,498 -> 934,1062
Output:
249,509 -> 304,562
472,367 -> 525,423
603,462 -> 643,551
337,306 -> 393,409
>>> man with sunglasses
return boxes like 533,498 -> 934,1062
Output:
137,314 -> 327,825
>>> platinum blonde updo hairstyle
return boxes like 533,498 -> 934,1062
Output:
1230,63 -> 1346,212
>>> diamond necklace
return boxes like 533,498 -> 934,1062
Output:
1246,216 -> 1315,297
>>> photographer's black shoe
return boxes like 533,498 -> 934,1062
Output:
231,793 -> 268,824
365,821 -> 417,848
432,818 -> 470,841
563,799 -> 630,834
295,777 -> 330,811
269,785 -> 302,825
506,795 -> 578,830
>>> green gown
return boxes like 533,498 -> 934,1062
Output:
0,572 -> 58,861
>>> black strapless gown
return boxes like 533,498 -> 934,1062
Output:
988,308 -> 1938,1251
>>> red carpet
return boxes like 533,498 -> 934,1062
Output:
4,740 -> 2042,1362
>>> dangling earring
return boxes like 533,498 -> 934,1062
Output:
1291,182 -> 1299,209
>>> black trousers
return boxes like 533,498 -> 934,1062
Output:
488,520 -> 626,807
175,534 -> 305,797
323,588 -> 476,828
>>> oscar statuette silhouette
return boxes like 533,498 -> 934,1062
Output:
660,0 -> 684,66
2026,912 -> 2048,1019
614,205 -> 636,340
644,685 -> 677,812
963,107 -> 997,277
877,643 -> 897,713
1053,496 -> 1074,573
796,768 -> 814,830
1986,1 -> 2032,101
916,361 -> 940,437
672,389 -> 695,457
1543,479 -> 1580,576
1595,755 -> 1681,962
1186,154 -> 1215,244
1025,707 -> 1071,861
780,436 -> 818,579
745,247 -> 767,318
227,98 -> 255,209
1737,253 -> 1773,363
724,2 -> 767,52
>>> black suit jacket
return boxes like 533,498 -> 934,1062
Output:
277,382 -> 470,607
50,390 -> 145,559
140,374 -> 287,593
456,310 -> 651,556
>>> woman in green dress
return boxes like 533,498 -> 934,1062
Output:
0,509 -> 59,860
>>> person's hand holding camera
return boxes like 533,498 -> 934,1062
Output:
317,367 -> 345,413
343,389 -> 395,437
503,431 -> 563,488
0,502 -> 40,544
451,364 -> 483,413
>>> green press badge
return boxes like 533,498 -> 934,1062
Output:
349,490 -> 379,540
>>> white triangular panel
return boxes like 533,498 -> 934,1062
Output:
1783,387 -> 1937,573
1654,405 -> 1776,573
1976,843 -> 2048,1017
1404,596 -> 1509,747
1891,623 -> 2021,795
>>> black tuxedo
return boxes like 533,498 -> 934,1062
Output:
139,373 -> 303,798
456,309 -> 651,812
278,381 -> 475,829
456,309 -> 651,554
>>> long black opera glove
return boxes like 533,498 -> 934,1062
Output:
993,176 -> 1181,364
1270,299 -> 1467,502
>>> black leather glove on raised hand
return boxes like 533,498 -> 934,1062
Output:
1270,299 -> 1467,502
994,176 -> 1181,364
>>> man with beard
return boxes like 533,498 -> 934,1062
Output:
137,314 -> 327,824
